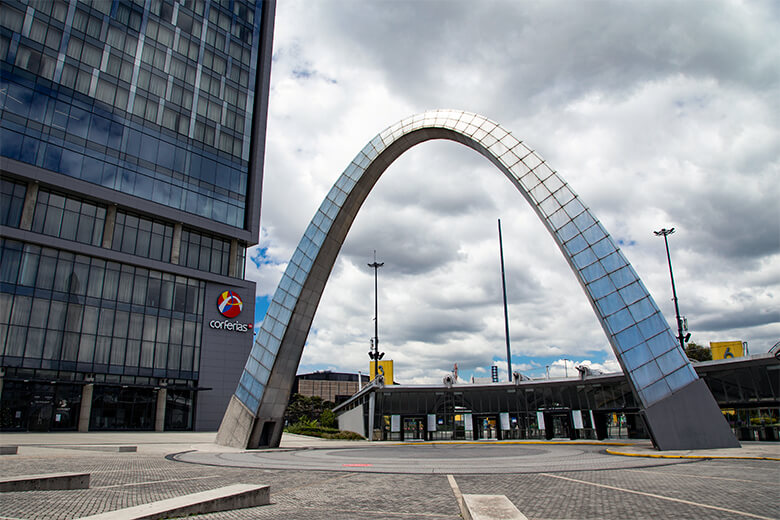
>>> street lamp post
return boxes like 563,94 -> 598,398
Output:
654,228 -> 689,352
367,251 -> 384,379
498,219 -> 513,381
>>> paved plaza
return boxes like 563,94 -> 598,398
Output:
0,432 -> 777,520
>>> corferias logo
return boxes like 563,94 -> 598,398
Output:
211,290 -> 252,333
217,290 -> 243,318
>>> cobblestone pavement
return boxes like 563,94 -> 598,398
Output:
0,436 -> 777,520
0,450 -> 460,520
455,459 -> 780,520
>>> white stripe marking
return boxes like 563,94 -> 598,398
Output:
539,473 -> 775,520
93,475 -> 220,489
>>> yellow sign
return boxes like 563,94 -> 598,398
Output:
710,341 -> 744,360
370,360 -> 394,384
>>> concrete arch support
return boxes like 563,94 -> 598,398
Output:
216,110 -> 738,450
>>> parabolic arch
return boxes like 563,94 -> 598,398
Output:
216,109 -> 738,450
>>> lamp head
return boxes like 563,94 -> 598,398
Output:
654,227 -> 676,237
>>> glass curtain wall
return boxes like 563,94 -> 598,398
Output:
0,239 -> 205,380
0,0 -> 264,228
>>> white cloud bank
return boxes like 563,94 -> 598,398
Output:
247,0 -> 780,384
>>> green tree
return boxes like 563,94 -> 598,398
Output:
320,408 -> 336,429
284,394 -> 336,425
685,341 -> 712,362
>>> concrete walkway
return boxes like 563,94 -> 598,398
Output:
2,430 -> 778,460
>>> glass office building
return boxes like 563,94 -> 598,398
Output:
0,0 -> 275,431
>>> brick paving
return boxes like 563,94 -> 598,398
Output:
0,434 -> 776,520
0,451 -> 460,520
456,460 -> 780,519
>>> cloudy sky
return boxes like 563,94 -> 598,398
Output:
247,0 -> 779,384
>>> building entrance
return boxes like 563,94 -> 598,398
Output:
402,417 -> 425,441
0,381 -> 80,431
544,411 -> 572,440
28,401 -> 54,431
475,415 -> 498,440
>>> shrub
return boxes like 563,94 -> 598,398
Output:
284,420 -> 364,440
320,408 -> 336,429
323,430 -> 364,440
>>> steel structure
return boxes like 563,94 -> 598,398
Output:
216,110 -> 738,450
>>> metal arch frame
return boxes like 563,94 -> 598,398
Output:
216,109 -> 738,450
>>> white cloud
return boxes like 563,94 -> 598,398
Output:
249,0 -> 780,384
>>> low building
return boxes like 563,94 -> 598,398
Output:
334,353 -> 779,443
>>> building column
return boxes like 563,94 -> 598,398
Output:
155,387 -> 167,432
368,392 -> 376,441
170,223 -> 183,264
228,238 -> 239,277
101,205 -> 117,248
19,182 -> 38,230
78,384 -> 94,432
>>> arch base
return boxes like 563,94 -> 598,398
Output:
216,396 -> 284,449
643,379 -> 740,450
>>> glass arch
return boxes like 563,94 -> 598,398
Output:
216,109 -> 738,451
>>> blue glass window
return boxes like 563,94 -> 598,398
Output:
665,365 -> 695,391
595,292 -> 625,317
112,211 -> 174,263
632,361 -> 662,389
640,378 -> 672,405
656,348 -> 686,375
0,178 -> 26,227
606,308 -> 634,334
31,188 -> 106,247
628,298 -> 656,323
615,325 -> 643,351
637,313 -> 667,340
618,282 -> 645,305
622,343 -> 653,372
587,275 -> 616,300
580,261 -> 607,283
572,247 -> 597,269
179,229 -> 231,276
0,239 -> 204,378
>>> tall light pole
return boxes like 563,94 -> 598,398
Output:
367,251 -> 384,379
498,219 -> 513,381
654,228 -> 689,351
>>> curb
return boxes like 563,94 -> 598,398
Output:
397,440 -> 636,446
605,448 -> 780,461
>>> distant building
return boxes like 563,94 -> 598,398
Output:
293,371 -> 370,405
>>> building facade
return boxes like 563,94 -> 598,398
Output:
334,354 -> 780,443
0,0 -> 275,431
